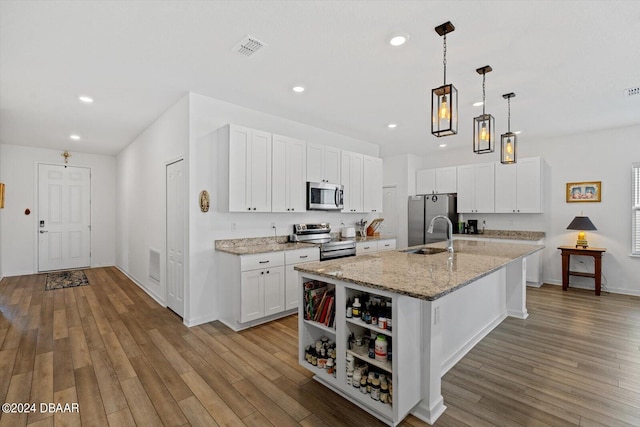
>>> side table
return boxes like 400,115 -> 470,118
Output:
558,246 -> 606,296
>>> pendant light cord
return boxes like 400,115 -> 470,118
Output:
482,72 -> 486,116
443,32 -> 447,85
507,96 -> 511,132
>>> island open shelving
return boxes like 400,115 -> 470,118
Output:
298,274 -> 421,426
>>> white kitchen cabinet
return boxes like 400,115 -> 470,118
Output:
363,156 -> 383,213
307,143 -> 341,184
218,251 -> 288,330
341,150 -> 364,213
272,134 -> 307,213
457,163 -> 495,213
285,247 -> 320,310
356,238 -> 396,255
416,166 -> 457,195
219,124 -> 272,212
495,157 -> 543,213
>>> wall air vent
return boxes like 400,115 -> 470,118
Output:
625,87 -> 640,97
233,36 -> 265,56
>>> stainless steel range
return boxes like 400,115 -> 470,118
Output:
290,223 -> 356,261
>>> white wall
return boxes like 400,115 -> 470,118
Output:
416,124 -> 640,296
116,94 -> 189,305
116,92 -> 380,326
0,144 -> 116,276
382,153 -> 420,249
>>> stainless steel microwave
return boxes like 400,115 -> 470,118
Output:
307,182 -> 344,210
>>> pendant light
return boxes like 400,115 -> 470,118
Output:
431,21 -> 457,137
473,65 -> 495,153
500,93 -> 517,164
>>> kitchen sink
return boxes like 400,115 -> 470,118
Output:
403,247 -> 448,255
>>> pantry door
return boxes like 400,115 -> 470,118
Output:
166,159 -> 185,317
38,164 -> 91,271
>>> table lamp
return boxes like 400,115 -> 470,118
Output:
566,215 -> 597,248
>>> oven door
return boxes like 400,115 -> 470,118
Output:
307,182 -> 344,210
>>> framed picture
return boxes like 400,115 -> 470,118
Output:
566,181 -> 601,202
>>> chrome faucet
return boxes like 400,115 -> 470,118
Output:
427,215 -> 454,253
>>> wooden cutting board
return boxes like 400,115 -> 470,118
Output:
367,218 -> 384,236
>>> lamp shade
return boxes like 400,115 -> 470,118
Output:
566,216 -> 597,231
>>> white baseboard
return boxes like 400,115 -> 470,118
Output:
184,313 -> 218,327
115,265 -> 166,307
544,280 -> 640,297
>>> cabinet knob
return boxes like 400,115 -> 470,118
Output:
291,208 -> 294,211
300,255 -> 308,259
261,271 -> 264,275
253,207 -> 257,211
247,207 -> 251,211
266,271 -> 270,274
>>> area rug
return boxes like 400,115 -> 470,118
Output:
45,270 -> 89,291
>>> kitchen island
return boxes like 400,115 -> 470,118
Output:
295,239 -> 544,426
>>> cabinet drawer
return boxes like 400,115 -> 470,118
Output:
241,252 -> 285,271
285,247 -> 319,265
377,239 -> 396,251
356,241 -> 377,254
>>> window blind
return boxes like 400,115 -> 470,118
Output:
633,162 -> 640,255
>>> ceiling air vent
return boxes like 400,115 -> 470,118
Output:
625,87 -> 640,97
233,36 -> 265,57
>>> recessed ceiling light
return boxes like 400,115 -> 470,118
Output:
389,34 -> 409,47
473,101 -> 484,107
439,143 -> 447,148
78,95 -> 93,103
292,86 -> 305,93
387,123 -> 398,129
70,134 -> 81,140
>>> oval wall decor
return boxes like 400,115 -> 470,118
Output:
199,190 -> 210,212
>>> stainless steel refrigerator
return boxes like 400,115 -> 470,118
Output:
408,194 -> 457,247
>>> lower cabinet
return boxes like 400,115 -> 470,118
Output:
356,238 -> 397,255
218,247 -> 319,330
298,273 -> 421,426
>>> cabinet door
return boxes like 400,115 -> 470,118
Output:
250,130 -> 272,212
264,266 -> 285,316
456,165 -> 475,213
285,264 -> 298,310
271,136 -> 288,212
416,169 -> 436,195
306,142 -> 324,183
324,146 -> 341,184
494,163 -> 517,213
474,163 -> 495,213
436,167 -> 457,194
377,239 -> 396,251
363,156 -> 382,212
228,125 -> 252,212
287,138 -> 307,212
342,151 -> 364,213
240,270 -> 265,323
356,241 -> 377,254
516,157 -> 542,213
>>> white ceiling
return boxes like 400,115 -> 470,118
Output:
1,0 -> 639,158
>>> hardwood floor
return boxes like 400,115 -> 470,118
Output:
1,267 -> 639,426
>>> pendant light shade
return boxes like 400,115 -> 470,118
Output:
431,21 -> 458,137
473,66 -> 494,153
500,93 -> 517,164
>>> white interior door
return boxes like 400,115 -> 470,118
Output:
381,186 -> 399,237
38,164 -> 91,271
166,160 -> 185,317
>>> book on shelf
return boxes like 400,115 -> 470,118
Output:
303,280 -> 335,326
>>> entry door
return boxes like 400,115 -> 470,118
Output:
166,160 -> 185,317
38,164 -> 91,271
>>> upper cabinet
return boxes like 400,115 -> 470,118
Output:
220,124 -> 272,212
416,166 -> 457,195
457,163 -> 495,213
495,157 -> 543,213
272,134 -> 307,212
341,150 -> 364,213
363,156 -> 383,213
307,143 -> 341,184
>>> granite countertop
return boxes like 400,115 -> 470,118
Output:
456,229 -> 545,241
295,240 -> 544,301
215,236 -> 317,255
